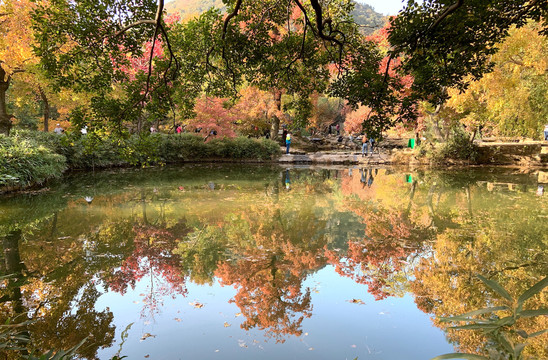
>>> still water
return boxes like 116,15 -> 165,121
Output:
0,165 -> 546,359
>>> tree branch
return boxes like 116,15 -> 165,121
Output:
429,0 -> 464,32
113,19 -> 157,37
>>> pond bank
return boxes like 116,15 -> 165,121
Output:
3,140 -> 548,195
282,142 -> 548,167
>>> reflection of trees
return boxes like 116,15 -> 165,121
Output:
0,189 -> 189,357
410,185 -> 548,359
103,192 -> 190,318
213,198 -> 329,342
0,225 -> 116,359
330,170 -> 433,299
105,221 -> 189,317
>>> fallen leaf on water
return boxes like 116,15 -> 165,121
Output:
144,355 -> 150,358
347,298 -> 365,305
174,318 -> 182,322
224,322 -> 231,327
132,301 -> 139,304
189,301 -> 204,309
304,332 -> 309,336
215,350 -> 220,353
308,347 -> 314,351
351,344 -> 357,348
140,333 -> 156,342
234,313 -> 242,317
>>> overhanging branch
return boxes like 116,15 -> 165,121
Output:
429,0 -> 464,32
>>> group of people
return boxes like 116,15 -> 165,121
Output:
361,134 -> 375,157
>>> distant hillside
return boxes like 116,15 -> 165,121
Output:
166,0 -> 386,33
352,3 -> 387,34
165,0 -> 223,19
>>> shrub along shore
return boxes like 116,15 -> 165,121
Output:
0,130 -> 280,192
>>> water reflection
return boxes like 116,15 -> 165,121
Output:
0,166 -> 546,359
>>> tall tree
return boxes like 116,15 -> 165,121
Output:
0,0 -> 36,135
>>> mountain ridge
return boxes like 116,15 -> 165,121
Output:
165,0 -> 386,33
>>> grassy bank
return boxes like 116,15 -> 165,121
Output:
0,130 -> 280,190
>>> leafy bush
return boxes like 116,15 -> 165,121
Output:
157,134 -> 280,162
0,134 -> 67,187
1,131 -> 280,190
420,129 -> 479,164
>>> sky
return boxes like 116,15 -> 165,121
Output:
358,0 -> 407,15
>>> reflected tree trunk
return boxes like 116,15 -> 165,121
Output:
141,191 -> 148,225
405,180 -> 418,217
1,230 -> 29,333
465,185 -> 473,217
49,212 -> 58,239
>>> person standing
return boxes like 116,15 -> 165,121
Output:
336,123 -> 340,135
53,123 -> 64,134
361,134 -> 369,157
285,132 -> 291,154
544,124 -> 548,141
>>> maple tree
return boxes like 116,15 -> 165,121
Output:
185,95 -> 239,139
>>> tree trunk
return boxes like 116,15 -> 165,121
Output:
0,64 -> 13,136
39,86 -> 50,132
270,89 -> 282,140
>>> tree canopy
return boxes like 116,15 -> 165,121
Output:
1,0 -> 545,137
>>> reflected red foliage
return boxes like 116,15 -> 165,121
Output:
106,224 -> 188,313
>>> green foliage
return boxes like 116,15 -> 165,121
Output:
0,319 -> 30,352
420,129 -> 479,164
0,133 -> 67,187
433,276 -> 548,360
157,134 -> 280,161
0,319 -> 86,359
1,131 -> 280,190
389,0 -> 548,107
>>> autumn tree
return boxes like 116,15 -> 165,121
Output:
388,0 -> 548,108
28,0 -> 548,136
445,22 -> 548,139
0,0 -> 37,135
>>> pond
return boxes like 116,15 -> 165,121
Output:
0,165 -> 546,359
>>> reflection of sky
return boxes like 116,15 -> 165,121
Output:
95,266 -> 452,359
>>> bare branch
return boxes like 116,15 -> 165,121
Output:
220,0 -> 243,93
429,0 -> 464,32
113,19 -> 157,37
